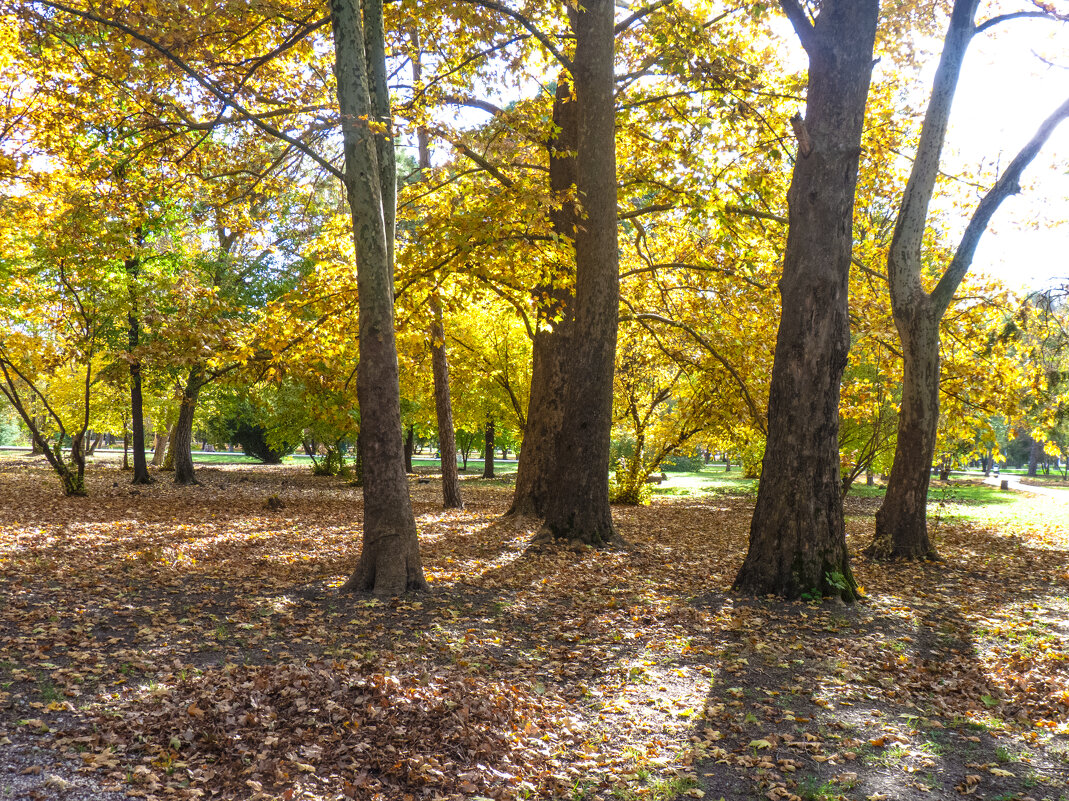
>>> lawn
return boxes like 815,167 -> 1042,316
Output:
1,457 -> 1068,801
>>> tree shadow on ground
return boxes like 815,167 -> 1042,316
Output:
688,519 -> 1069,801
2,464 -> 1068,800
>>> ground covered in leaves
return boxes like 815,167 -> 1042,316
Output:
1,458 -> 1068,801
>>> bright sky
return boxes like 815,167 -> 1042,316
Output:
768,6 -> 1069,293
946,15 -> 1069,293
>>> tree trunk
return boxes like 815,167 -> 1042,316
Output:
871,0 -> 1069,559
412,44 -> 462,510
126,254 -> 152,484
155,424 -> 174,468
539,0 -> 620,546
123,427 -> 129,471
174,367 -> 204,486
483,417 -> 495,478
429,298 -> 463,509
332,0 -> 426,595
1027,438 -> 1040,477
507,75 -> 577,519
404,424 -> 414,473
733,0 -> 878,601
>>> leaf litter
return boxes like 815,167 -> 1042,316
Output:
0,460 -> 1067,800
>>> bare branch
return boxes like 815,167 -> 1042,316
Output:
779,0 -> 816,54
975,9 -> 1065,34
457,0 -> 573,69
932,94 -> 1069,316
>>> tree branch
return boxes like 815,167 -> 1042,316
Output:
932,93 -> 1069,316
975,9 -> 1066,34
33,0 -> 345,182
614,0 -> 675,33
457,0 -> 573,69
778,0 -> 816,55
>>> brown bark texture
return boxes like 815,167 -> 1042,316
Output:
482,417 -> 495,479
539,0 -> 620,546
127,255 -> 152,485
332,0 -> 426,595
507,76 -> 577,518
404,425 -> 414,474
173,367 -> 204,486
733,0 -> 878,601
430,296 -> 463,509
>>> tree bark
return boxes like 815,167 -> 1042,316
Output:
483,416 -> 495,478
507,75 -> 577,518
155,423 -> 174,468
412,39 -> 462,510
404,424 -> 414,473
538,1 -> 620,546
1027,438 -> 1040,477
126,254 -> 152,484
872,305 -> 940,560
733,0 -> 878,601
871,0 -> 1069,558
174,367 -> 204,486
332,0 -> 426,595
429,296 -> 463,508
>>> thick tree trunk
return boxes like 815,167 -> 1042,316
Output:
733,0 -> 878,601
539,1 -> 620,546
332,0 -> 425,595
174,367 -> 204,486
429,299 -> 463,510
507,75 -> 577,519
404,425 -> 414,474
482,417 -> 495,479
868,310 -> 941,558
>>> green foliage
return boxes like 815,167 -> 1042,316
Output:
739,438 -> 765,479
0,410 -> 23,446
608,458 -> 652,506
206,395 -> 298,464
310,444 -> 351,477
231,421 -> 292,464
660,450 -> 703,472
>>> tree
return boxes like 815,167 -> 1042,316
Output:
331,0 -> 426,594
869,0 -> 1069,559
733,0 -> 878,601
537,0 -> 620,546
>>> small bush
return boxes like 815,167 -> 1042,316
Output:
740,439 -> 765,479
608,459 -> 652,505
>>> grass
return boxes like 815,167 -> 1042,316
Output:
651,466 -> 757,498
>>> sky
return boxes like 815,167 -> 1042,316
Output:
766,5 -> 1069,293
945,12 -> 1069,293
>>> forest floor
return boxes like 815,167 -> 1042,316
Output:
0,459 -> 1068,801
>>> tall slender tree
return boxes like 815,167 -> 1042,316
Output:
869,0 -> 1069,559
332,0 -> 427,594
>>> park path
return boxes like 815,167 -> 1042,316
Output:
983,471 -> 1069,501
